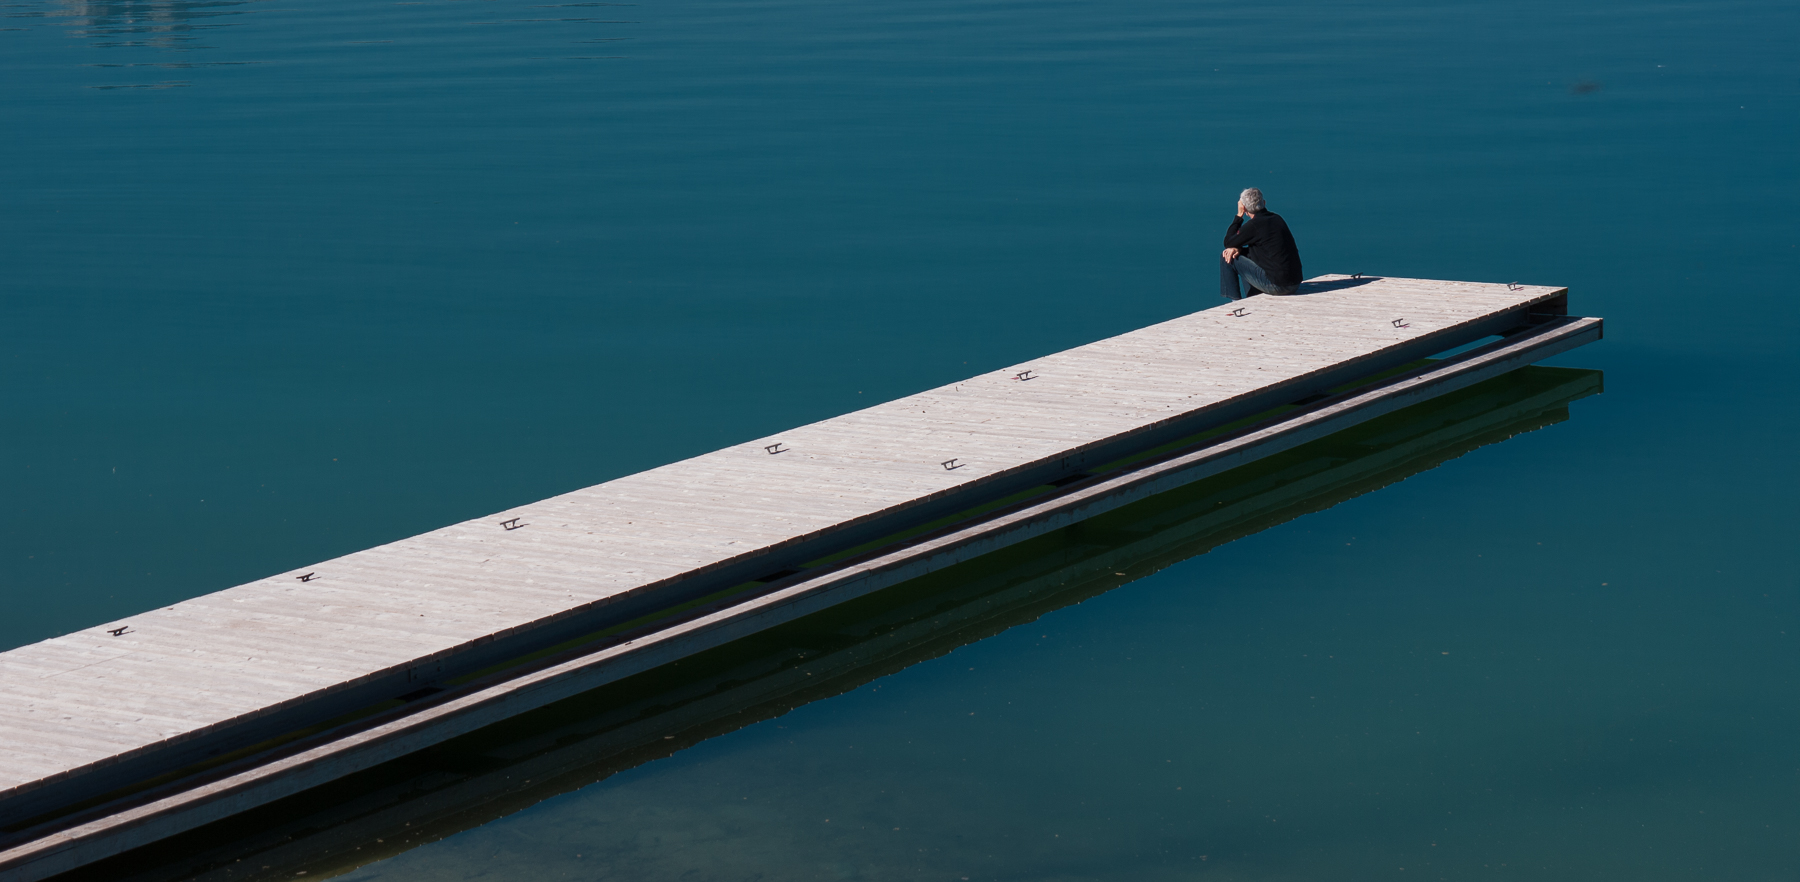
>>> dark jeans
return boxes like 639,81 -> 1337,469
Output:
1220,254 -> 1298,300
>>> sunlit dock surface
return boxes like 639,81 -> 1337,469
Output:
62,364 -> 1602,882
0,276 -> 1601,880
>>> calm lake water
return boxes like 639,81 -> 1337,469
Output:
3,0 -> 1798,878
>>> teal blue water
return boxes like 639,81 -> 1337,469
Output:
3,0 -> 1798,878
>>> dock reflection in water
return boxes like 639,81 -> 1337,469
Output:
76,365 -> 1601,882
55,0 -> 252,50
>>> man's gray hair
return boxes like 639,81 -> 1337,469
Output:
1239,188 -> 1266,213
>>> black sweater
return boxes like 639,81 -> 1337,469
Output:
1222,211 -> 1302,288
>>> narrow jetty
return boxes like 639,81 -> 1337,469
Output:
69,365 -> 1605,881
0,276 -> 1601,880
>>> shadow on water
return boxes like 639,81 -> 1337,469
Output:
66,365 -> 1602,882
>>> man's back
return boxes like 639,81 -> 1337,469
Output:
1222,211 -> 1303,289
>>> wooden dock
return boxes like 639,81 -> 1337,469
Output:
59,365 -> 1606,882
0,276 -> 1601,880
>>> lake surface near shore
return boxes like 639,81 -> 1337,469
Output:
3,0 -> 1797,879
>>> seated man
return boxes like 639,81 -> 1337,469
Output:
1219,187 -> 1303,300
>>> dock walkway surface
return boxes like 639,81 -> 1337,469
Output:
0,276 -> 1601,880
